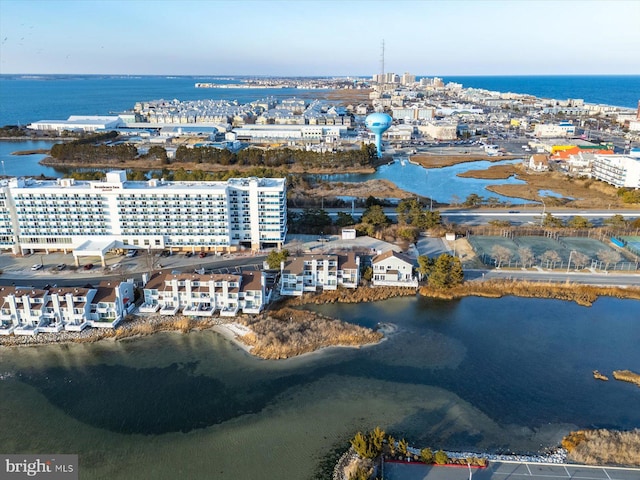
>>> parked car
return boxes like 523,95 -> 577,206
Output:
199,251 -> 207,258
31,264 -> 43,271
125,250 -> 137,258
83,263 -> 93,270
56,263 -> 66,271
160,250 -> 171,257
185,251 -> 193,258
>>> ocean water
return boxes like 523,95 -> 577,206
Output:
1,296 -> 639,479
1,74 -> 638,127
442,75 -> 640,110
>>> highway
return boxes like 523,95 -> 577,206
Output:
292,207 -> 640,227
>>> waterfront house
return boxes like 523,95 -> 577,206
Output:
371,250 -> 418,287
280,253 -> 360,296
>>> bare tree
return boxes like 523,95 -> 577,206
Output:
517,246 -> 535,268
597,249 -> 623,271
540,250 -> 561,269
570,252 -> 590,270
491,245 -> 512,268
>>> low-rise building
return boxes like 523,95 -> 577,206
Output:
280,253 -> 360,296
591,155 -> 640,188
371,250 -> 418,287
27,115 -> 125,132
0,281 -> 135,336
140,271 -> 268,317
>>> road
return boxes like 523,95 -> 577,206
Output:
292,207 -> 640,227
465,269 -> 640,287
384,460 -> 640,480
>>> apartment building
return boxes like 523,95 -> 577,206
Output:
0,280 -> 135,336
140,270 -> 268,316
0,171 -> 287,255
280,253 -> 360,296
591,155 -> 640,188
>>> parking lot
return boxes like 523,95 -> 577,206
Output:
383,460 -> 640,480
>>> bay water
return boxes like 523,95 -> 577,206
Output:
1,296 -> 639,479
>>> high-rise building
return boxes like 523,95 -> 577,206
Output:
0,171 -> 287,256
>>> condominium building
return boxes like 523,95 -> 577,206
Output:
0,280 -> 135,336
0,171 -> 287,257
280,253 -> 360,296
591,155 -> 640,188
140,270 -> 269,316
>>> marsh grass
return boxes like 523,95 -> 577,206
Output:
419,279 -> 640,306
235,307 -> 383,359
612,369 -> 640,387
563,429 -> 640,466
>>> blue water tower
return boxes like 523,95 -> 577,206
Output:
365,112 -> 393,157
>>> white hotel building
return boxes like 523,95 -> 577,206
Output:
0,171 -> 287,260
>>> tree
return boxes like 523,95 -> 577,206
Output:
428,253 -> 464,288
265,249 -> 289,269
335,211 -> 356,227
424,210 -> 442,228
540,250 -> 561,269
567,216 -> 593,229
597,249 -> 622,271
569,251 -> 590,270
491,245 -> 512,268
604,214 -> 628,230
517,246 -> 535,268
397,226 -> 419,243
417,255 -> 435,277
542,213 -> 564,228
362,205 -> 390,227
362,266 -> 373,282
396,198 -> 424,226
463,193 -> 483,207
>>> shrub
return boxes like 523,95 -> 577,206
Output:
420,447 -> 433,464
434,450 -> 449,465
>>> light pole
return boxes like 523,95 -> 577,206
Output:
567,250 -> 575,273
539,197 -> 546,226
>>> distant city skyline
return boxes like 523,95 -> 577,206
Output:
1,0 -> 639,76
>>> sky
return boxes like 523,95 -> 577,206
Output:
1,0 -> 639,76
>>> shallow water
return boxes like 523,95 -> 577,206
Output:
1,296 -> 639,479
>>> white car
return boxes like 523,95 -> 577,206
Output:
31,264 -> 43,271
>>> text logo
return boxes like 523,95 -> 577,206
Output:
1,455 -> 77,479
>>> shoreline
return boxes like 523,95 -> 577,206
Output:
2,282 -> 639,354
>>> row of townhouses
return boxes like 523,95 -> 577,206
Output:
139,270 -> 269,317
0,280 -> 135,336
0,171 -> 287,263
1,249 -> 419,337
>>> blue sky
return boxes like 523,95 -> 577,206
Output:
1,0 -> 639,76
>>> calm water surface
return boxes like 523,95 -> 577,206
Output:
321,158 -> 530,204
1,296 -> 638,479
